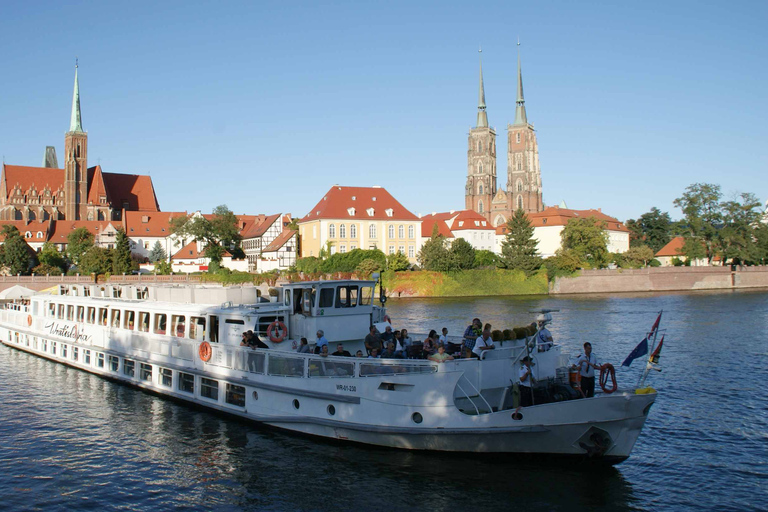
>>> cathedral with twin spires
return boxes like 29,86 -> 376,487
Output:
465,47 -> 543,227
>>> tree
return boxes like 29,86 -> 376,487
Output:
673,183 -> 723,264
149,241 -> 167,263
500,209 -> 542,274
386,251 -> 410,271
474,250 -> 498,268
80,247 -> 113,275
356,258 -> 383,278
1,225 -> 34,275
66,227 -> 95,268
626,207 -> 672,252
170,205 -> 243,270
753,223 -> 768,265
621,245 -> 656,268
417,224 -> 450,271
154,259 -> 173,275
113,229 -> 133,274
543,249 -> 581,280
719,193 -> 763,265
38,241 -> 67,273
560,217 -> 610,268
448,238 -> 475,270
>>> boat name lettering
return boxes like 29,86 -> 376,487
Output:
336,384 -> 356,392
45,322 -> 92,343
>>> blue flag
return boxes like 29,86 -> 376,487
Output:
622,337 -> 648,367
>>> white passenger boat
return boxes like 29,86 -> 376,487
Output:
0,278 -> 657,464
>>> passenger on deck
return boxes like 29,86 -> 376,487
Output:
422,330 -> 438,358
400,329 -> 412,351
355,350 -> 364,358
463,318 -> 483,358
297,337 -> 311,353
315,330 -> 329,354
381,325 -> 394,343
536,315 -> 554,352
332,343 -> 352,357
249,330 -> 269,349
381,341 -> 400,359
519,356 -> 535,407
438,327 -> 448,346
364,326 -> 383,355
320,345 -> 329,358
368,348 -> 380,358
472,328 -> 496,359
429,345 -> 454,363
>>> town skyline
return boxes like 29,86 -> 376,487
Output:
1,1 -> 766,223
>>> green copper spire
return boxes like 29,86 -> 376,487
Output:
513,40 -> 528,126
69,60 -> 83,133
476,48 -> 489,128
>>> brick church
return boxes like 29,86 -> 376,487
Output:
0,65 -> 160,222
465,47 -> 544,227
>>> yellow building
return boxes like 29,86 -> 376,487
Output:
298,186 -> 421,262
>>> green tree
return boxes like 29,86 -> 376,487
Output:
719,193 -> 763,265
154,259 -> 173,275
448,238 -> 476,270
66,227 -> 95,268
149,241 -> 167,263
752,223 -> 768,265
560,217 -> 610,268
38,241 -> 67,273
500,209 -> 542,274
417,224 -> 450,271
543,249 -> 582,280
170,205 -> 243,270
80,247 -> 113,275
296,256 -> 322,273
1,225 -> 34,275
621,245 -> 656,268
673,183 -> 723,264
355,258 -> 383,278
626,207 -> 672,252
474,249 -> 498,268
112,229 -> 133,274
386,251 -> 410,271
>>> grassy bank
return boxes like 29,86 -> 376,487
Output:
382,268 -> 548,297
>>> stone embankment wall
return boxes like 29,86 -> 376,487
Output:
551,266 -> 768,294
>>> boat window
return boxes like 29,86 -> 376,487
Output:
360,286 -> 373,305
87,307 -> 96,324
124,311 -> 135,330
112,287 -> 122,298
201,378 -> 219,401
96,353 -> 104,368
178,372 -> 194,393
301,289 -> 312,315
154,313 -> 167,335
66,305 -> 74,321
51,341 -> 56,355
72,347 -> 78,361
319,288 -> 334,308
98,308 -> 108,326
84,349 -> 91,365
160,368 -> 172,387
111,310 -> 121,328
42,340 -> 47,352
138,312 -> 150,332
48,303 -> 56,317
109,355 -> 119,371
62,344 -> 67,358
190,317 -> 206,341
225,319 -> 245,325
77,306 -> 85,323
226,384 -> 246,407
336,285 -> 359,308
171,315 -> 185,337
124,359 -> 135,377
140,363 -> 152,381
209,316 -> 219,343
57,304 -> 65,319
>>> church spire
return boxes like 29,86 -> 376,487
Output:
476,48 -> 488,128
69,59 -> 83,133
513,40 -> 528,126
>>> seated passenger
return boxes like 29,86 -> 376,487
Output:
381,341 -> 401,359
472,328 -> 496,359
364,326 -> 383,355
438,327 -> 448,346
429,345 -> 454,363
332,343 -> 352,357
381,325 -> 394,343
320,345 -> 329,358
422,330 -> 438,358
297,337 -> 311,353
368,348 -> 380,358
355,350 -> 364,358
400,329 -> 412,348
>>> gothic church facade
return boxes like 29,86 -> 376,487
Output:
465,49 -> 543,227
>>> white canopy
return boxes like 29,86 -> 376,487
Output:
0,285 -> 37,299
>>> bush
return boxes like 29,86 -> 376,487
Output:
513,327 -> 528,339
491,329 -> 503,342
356,258 -> 383,278
502,329 -> 514,341
650,259 -> 661,267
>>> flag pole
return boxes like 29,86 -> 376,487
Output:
637,310 -> 662,388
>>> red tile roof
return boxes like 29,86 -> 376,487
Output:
124,211 -> 188,237
48,221 -> 120,244
263,229 -> 297,253
242,213 -> 281,239
0,221 -> 53,242
655,237 -> 686,257
86,166 -> 108,205
101,172 -> 160,212
420,218 -> 454,238
2,165 -> 65,198
171,241 -> 231,260
527,206 -> 629,232
300,186 -> 418,222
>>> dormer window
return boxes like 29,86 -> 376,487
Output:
372,197 -> 376,202
481,221 -> 486,226
25,231 -> 32,238
385,208 -> 393,217
366,208 -> 374,217
458,221 -> 464,227
347,207 -> 356,216
351,196 -> 356,201
474,221 -> 480,227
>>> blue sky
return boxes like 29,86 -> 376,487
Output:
1,1 -> 766,222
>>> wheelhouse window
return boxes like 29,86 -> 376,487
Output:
124,311 -> 135,330
360,286 -> 373,305
171,315 -> 185,337
226,384 -> 246,407
140,363 -> 152,381
190,317 -> 206,341
336,285 -> 358,308
48,303 -> 56,317
154,314 -> 167,335
138,312 -> 150,332
111,310 -> 121,328
178,372 -> 194,393
319,288 -> 334,308
124,359 -> 135,377
201,378 -> 219,401
160,368 -> 172,387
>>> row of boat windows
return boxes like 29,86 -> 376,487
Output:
46,303 -> 229,341
9,330 -> 247,408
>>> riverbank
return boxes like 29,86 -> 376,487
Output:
382,268 -> 549,297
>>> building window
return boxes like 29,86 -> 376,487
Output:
388,225 -> 394,239
517,196 -> 523,210
340,245 -> 346,253
398,225 -> 404,238
478,200 -> 484,213
398,245 -> 405,254
201,378 -> 219,401
312,226 -> 317,239
479,184 -> 484,195
478,162 -> 483,174
517,180 -> 523,192
339,224 -> 346,238
226,384 -> 246,407
179,372 -> 195,393
366,208 -> 374,216
329,224 -> 336,238
408,246 -> 414,258
350,224 -> 357,239
408,225 -> 414,239
369,224 -> 376,239
388,245 -> 395,255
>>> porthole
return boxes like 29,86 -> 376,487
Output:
327,405 -> 336,416
252,391 -> 259,400
293,399 -> 300,410
412,412 -> 423,424
511,412 -> 523,421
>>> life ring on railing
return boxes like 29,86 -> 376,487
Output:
383,314 -> 392,324
199,341 -> 212,362
27,315 -> 32,326
267,320 -> 287,343
599,363 -> 617,394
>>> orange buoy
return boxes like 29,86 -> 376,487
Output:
267,320 -> 287,343
27,315 -> 33,326
199,341 -> 212,362
599,363 -> 617,394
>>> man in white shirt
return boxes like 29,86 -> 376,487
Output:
574,342 -> 599,397
518,356 -> 535,407
472,329 -> 495,359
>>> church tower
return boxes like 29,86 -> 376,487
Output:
507,44 -> 543,213
465,51 -> 496,221
64,62 -> 88,220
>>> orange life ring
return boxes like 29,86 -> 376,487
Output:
199,341 -> 212,362
599,363 -> 617,394
27,315 -> 32,326
267,320 -> 287,343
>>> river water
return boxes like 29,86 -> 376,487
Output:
1,290 -> 766,511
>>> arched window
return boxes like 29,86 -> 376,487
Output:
28,210 -> 36,220
13,209 -> 21,220
329,224 -> 336,238
517,180 -> 523,192
339,224 -> 346,238
478,200 -> 484,213
25,231 -> 32,238
478,162 -> 483,174
478,140 -> 483,152
408,225 -> 414,239
369,224 -> 377,239
350,224 -> 357,239
517,196 -> 523,210
42,210 -> 50,220
398,225 -> 404,238
478,184 -> 484,195
388,224 -> 394,239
